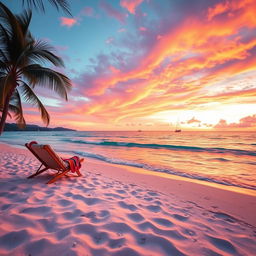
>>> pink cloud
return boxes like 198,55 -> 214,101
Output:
100,0 -> 127,23
60,17 -> 77,27
60,6 -> 97,29
215,115 -> 256,128
60,7 -> 95,29
139,26 -> 147,31
49,0 -> 256,130
120,0 -> 144,14
109,66 -> 120,74
75,0 -> 255,117
105,37 -> 114,44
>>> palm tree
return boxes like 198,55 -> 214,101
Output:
0,3 -> 72,135
22,0 -> 71,15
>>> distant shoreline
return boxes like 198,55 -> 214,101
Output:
4,123 -> 76,132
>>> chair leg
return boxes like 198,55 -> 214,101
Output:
47,169 -> 70,184
76,169 -> 82,177
27,166 -> 49,179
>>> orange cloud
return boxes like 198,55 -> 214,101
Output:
29,0 -> 255,131
207,0 -> 254,21
84,0 -> 256,100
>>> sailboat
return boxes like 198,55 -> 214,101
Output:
174,119 -> 181,132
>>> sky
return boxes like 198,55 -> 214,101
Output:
3,0 -> 256,131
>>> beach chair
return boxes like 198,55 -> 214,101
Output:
25,141 -> 84,184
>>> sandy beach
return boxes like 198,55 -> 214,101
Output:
0,142 -> 255,256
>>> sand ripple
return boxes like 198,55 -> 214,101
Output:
0,149 -> 255,255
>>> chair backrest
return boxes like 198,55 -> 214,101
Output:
26,141 -> 66,170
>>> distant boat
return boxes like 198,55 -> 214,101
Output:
174,119 -> 181,132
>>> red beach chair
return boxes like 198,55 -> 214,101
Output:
25,141 -> 84,184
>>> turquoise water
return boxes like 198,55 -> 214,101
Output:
1,131 -> 256,191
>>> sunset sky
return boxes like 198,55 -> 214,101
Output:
3,0 -> 256,131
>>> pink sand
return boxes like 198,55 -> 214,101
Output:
0,143 -> 255,256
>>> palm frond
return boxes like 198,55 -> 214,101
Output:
26,40 -> 64,67
49,0 -> 71,15
21,64 -> 71,100
22,0 -> 72,16
15,9 -> 32,38
22,0 -> 45,12
0,3 -> 24,46
0,71 -> 7,77
0,5 -> 33,68
0,48 -> 9,65
0,60 -> 8,71
0,24 -> 11,57
19,82 -> 50,125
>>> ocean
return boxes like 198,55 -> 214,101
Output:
1,131 -> 255,192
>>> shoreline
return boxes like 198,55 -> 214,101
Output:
0,142 -> 255,255
0,142 -> 256,227
1,142 -> 256,226
1,142 -> 255,195
84,158 -> 256,226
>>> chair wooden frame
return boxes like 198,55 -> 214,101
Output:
25,141 -> 83,184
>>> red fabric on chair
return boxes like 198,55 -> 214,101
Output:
62,156 -> 81,173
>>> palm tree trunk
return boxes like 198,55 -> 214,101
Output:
0,91 -> 13,135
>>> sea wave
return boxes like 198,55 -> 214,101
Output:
70,150 -> 256,191
62,138 -> 256,157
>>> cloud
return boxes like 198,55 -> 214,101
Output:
215,114 -> 256,128
120,0 -> 144,14
207,1 -> 230,21
105,37 -> 114,44
60,6 -> 98,28
207,0 -> 254,21
51,0 -> 256,130
100,0 -> 127,23
60,17 -> 78,27
187,117 -> 201,124
139,26 -> 147,32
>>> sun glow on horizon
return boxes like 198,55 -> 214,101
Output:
148,103 -> 256,131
